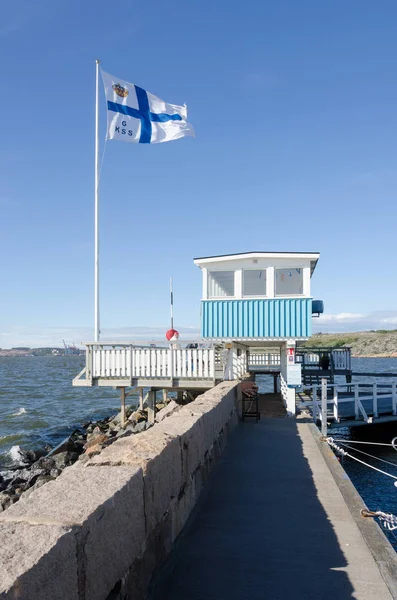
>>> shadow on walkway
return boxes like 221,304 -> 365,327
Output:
149,418 -> 356,600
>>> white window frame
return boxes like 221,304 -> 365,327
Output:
274,267 -> 304,297
242,268 -> 267,298
207,270 -> 235,299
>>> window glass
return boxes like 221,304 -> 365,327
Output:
208,271 -> 234,297
275,268 -> 303,295
243,270 -> 266,296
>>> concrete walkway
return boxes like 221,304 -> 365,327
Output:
150,417 -> 394,600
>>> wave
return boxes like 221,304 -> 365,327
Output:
0,434 -> 23,447
10,408 -> 27,417
7,445 -> 28,466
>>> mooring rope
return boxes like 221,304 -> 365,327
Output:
334,441 -> 397,469
328,439 -> 395,447
361,509 -> 397,531
326,438 -> 397,483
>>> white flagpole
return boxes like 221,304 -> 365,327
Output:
170,277 -> 174,330
94,59 -> 100,342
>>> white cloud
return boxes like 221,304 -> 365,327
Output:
316,312 -> 366,323
314,311 -> 397,333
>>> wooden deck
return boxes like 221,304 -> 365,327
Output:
72,343 -> 229,390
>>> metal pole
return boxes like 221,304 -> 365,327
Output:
170,277 -> 174,330
94,59 -> 100,342
321,378 -> 328,436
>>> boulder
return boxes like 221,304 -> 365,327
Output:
155,400 -> 181,422
0,492 -> 12,512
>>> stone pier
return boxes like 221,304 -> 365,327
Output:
0,381 -> 240,600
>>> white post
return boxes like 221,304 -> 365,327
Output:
354,384 -> 359,420
333,386 -> 339,422
94,58 -> 100,342
321,378 -> 328,436
147,389 -> 155,425
393,381 -> 397,416
373,382 -> 378,418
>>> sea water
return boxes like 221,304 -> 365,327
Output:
0,355 -> 128,469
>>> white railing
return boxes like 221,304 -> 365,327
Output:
280,372 -> 288,404
86,344 -> 215,380
304,381 -> 397,428
248,348 -> 351,371
296,348 -> 351,371
248,353 -> 280,367
332,349 -> 351,371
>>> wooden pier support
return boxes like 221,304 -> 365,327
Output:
147,390 -> 156,425
120,387 -> 126,426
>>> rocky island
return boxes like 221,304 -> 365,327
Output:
304,330 -> 397,357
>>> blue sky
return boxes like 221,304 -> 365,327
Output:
1,0 -> 397,347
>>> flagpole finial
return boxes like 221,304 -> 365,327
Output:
96,58 -> 100,65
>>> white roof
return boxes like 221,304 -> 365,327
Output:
194,252 -> 320,274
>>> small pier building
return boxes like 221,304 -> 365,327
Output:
73,250 -> 324,417
194,251 -> 322,413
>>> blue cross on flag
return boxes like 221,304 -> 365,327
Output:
101,70 -> 195,144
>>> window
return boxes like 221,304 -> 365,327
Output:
243,270 -> 266,296
275,268 -> 303,296
208,271 -> 234,298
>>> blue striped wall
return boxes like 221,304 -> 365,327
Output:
201,298 -> 312,339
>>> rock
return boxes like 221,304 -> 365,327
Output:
134,420 -> 147,434
155,402 -> 166,411
52,451 -> 79,469
23,475 -> 55,499
128,410 -> 147,424
50,468 -> 62,478
155,400 -> 181,422
85,433 -> 108,451
0,492 -> 12,512
25,447 -> 47,463
32,457 -> 56,472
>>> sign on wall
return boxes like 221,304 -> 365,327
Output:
287,347 -> 295,364
287,364 -> 302,387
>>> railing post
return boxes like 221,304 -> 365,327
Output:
312,385 -> 317,422
139,388 -> 144,410
333,386 -> 339,422
393,381 -> 397,416
321,378 -> 328,436
168,347 -> 173,380
354,384 -> 359,420
86,345 -> 93,383
373,382 -> 378,418
130,345 -> 134,379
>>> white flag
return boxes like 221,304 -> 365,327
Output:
101,70 -> 195,144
